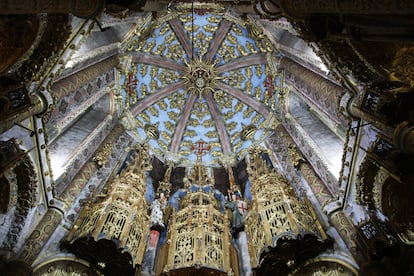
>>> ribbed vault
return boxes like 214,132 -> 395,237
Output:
120,4 -> 282,166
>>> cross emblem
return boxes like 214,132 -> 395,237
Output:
192,139 -> 211,160
126,73 -> 138,95
237,200 -> 248,216
264,75 -> 275,97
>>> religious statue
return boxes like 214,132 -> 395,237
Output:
225,191 -> 248,238
149,192 -> 167,231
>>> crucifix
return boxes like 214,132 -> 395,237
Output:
192,139 -> 210,162
264,75 -> 275,97
126,73 -> 138,104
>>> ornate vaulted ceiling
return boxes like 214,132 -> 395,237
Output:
119,4 -> 283,166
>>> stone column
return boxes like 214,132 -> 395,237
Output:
0,93 -> 46,134
0,0 -> 105,19
235,231 -> 253,276
281,57 -> 348,126
57,161 -> 98,209
49,56 -> 119,102
346,94 -> 394,135
18,208 -> 63,264
141,230 -> 162,276
329,210 -> 363,264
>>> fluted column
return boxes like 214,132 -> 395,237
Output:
281,57 -> 348,126
0,0 -> 105,18
18,208 -> 63,264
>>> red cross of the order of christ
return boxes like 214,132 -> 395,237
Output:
192,139 -> 211,157
264,75 -> 275,97
237,200 -> 248,216
126,73 -> 138,95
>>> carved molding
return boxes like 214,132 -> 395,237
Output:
33,257 -> 100,276
17,14 -> 72,84
1,153 -> 38,253
19,208 -> 63,264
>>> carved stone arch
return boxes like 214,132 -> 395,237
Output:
33,257 -> 101,276
0,139 -> 38,251
381,176 -> 414,244
290,257 -> 358,276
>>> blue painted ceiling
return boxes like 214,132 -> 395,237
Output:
120,4 -> 283,166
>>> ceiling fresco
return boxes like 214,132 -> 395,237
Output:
119,4 -> 284,166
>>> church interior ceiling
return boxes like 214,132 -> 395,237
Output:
118,3 -> 283,166
1,1 -> 414,275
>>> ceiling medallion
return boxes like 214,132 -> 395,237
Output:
183,57 -> 219,98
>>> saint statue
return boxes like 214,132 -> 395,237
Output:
225,191 -> 248,238
149,192 -> 167,231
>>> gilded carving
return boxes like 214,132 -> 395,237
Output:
65,144 -> 151,266
287,143 -> 306,169
34,258 -> 99,276
1,153 -> 38,252
389,45 -> 414,90
92,142 -> 113,168
381,177 -> 414,244
291,258 -> 358,276
183,57 -> 219,99
160,162 -> 232,274
18,14 -> 72,83
246,149 -> 328,265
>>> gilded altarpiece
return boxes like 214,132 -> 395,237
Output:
245,151 -> 328,267
166,191 -> 231,273
157,163 -> 238,275
63,146 -> 150,272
